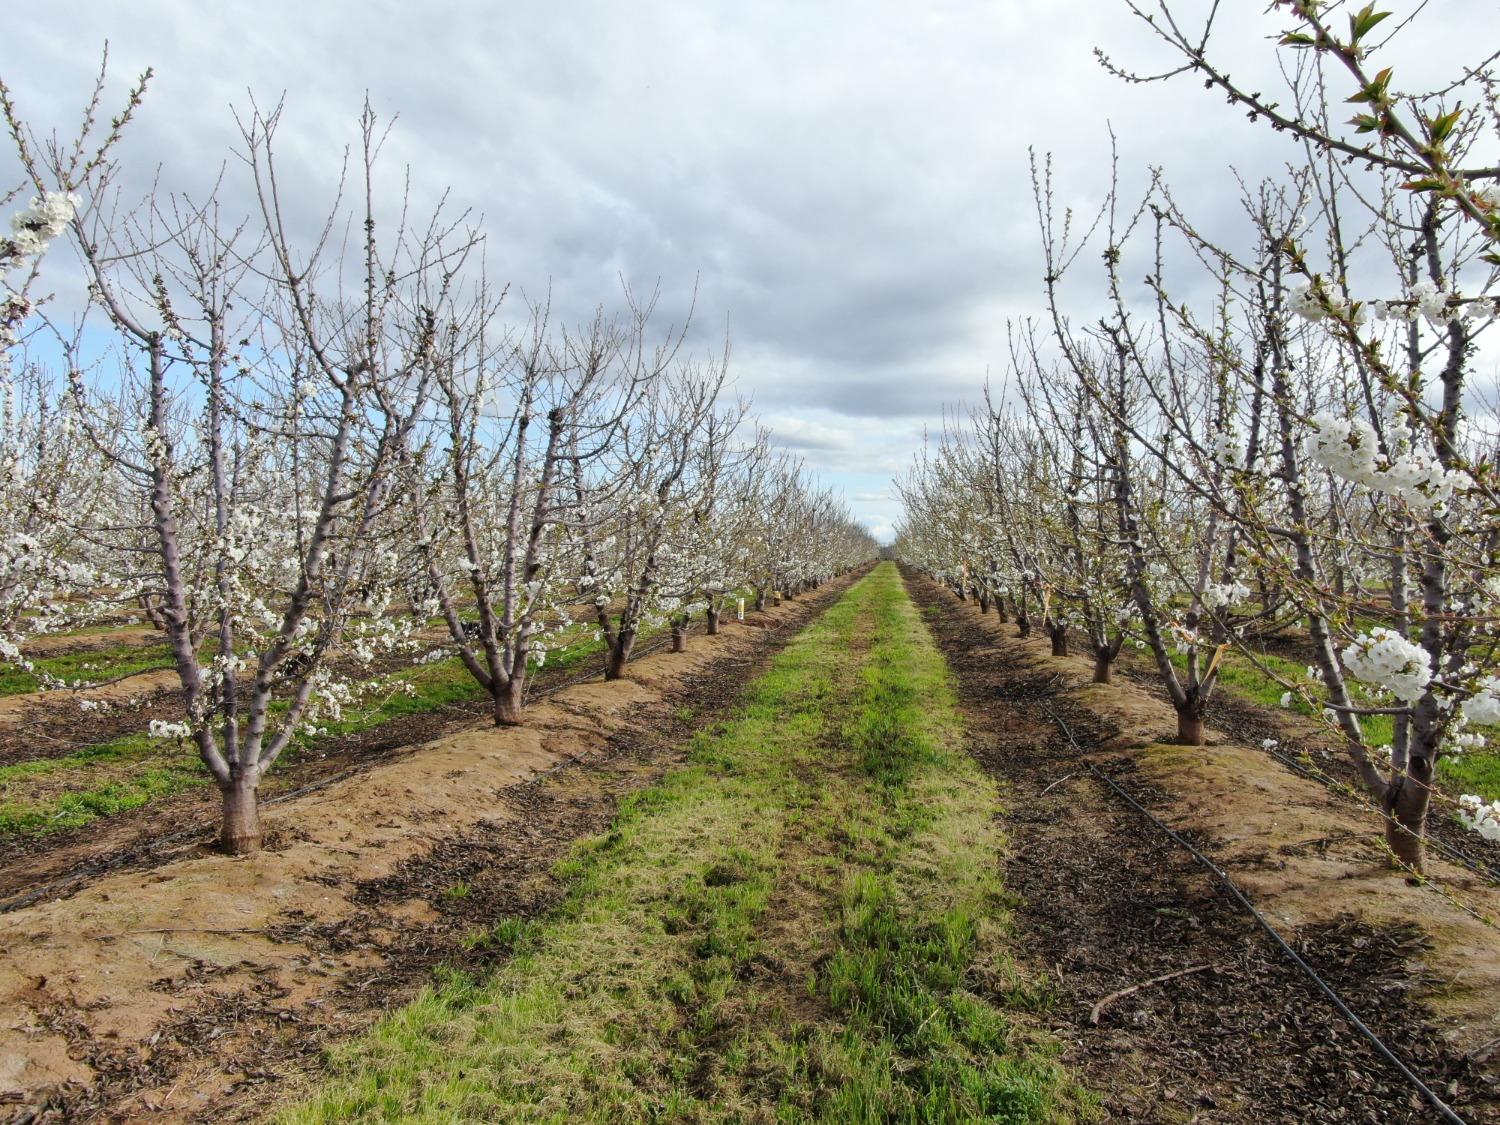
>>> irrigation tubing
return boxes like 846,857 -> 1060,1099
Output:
1115,664 -> 1500,891
1043,702 -> 1468,1124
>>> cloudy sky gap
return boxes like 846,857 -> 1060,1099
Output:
5,0 -> 1495,542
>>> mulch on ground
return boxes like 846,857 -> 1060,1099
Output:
904,567 -> 1498,1124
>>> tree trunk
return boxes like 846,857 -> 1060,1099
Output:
1092,651 -> 1113,684
493,676 -> 525,726
1049,625 -> 1068,657
978,590 -> 991,614
1016,612 -> 1031,639
706,606 -> 720,635
755,590 -> 767,612
671,624 -> 687,653
996,598 -> 1008,623
1175,709 -> 1205,747
605,628 -> 636,680
1384,762 -> 1432,874
220,772 -> 261,855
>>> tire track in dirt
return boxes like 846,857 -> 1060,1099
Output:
903,565 -> 1497,1124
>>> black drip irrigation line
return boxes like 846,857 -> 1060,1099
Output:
0,588 -> 837,917
1258,739 -> 1500,890
1116,663 -> 1500,891
1043,702 -> 1469,1125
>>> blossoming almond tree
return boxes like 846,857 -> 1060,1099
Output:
3,70 -> 468,852
401,294 -> 646,724
1098,0 -> 1500,869
572,357 -> 728,679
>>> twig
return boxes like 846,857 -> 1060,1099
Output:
1040,772 -> 1078,797
1089,962 -> 1216,1025
1466,1034 -> 1500,1063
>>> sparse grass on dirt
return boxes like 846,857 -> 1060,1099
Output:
0,641 -> 175,695
0,620 -> 670,840
278,562 -> 1087,1124
0,655 -> 486,838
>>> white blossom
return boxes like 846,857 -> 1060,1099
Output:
1340,628 -> 1432,703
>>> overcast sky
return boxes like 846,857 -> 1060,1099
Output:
5,1 -> 1495,541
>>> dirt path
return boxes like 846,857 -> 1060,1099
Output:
271,562 -> 1086,1123
0,575 -> 860,1124
0,600 -> 824,907
904,567 -> 1500,1124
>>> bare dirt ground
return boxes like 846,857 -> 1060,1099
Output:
0,576 -> 859,1124
0,607 -> 798,904
1114,653 -> 1500,885
904,567 -> 1500,1124
0,672 -> 181,732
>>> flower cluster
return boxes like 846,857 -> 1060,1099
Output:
1305,414 -> 1460,510
1460,677 -> 1500,726
1202,580 -> 1250,611
148,718 -> 192,739
1457,794 -> 1500,843
1368,282 -> 1495,327
1210,428 -> 1247,470
1340,627 -> 1431,703
4,192 -> 77,262
1287,280 -> 1353,323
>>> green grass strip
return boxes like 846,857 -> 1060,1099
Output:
280,562 -> 1089,1124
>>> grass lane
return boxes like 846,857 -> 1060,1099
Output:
279,562 -> 1088,1124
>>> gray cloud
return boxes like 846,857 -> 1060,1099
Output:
4,0 -> 1494,542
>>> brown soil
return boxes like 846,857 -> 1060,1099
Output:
19,628 -> 163,659
0,672 -> 182,731
903,567 -> 1500,1124
0,574 -> 859,1124
1117,652 -> 1500,884
0,604 -> 820,900
0,631 -> 466,762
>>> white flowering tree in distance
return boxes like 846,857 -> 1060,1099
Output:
900,1 -> 1500,871
3,67 -> 461,853
572,358 -> 728,680
400,294 -> 649,724
0,78 -> 124,672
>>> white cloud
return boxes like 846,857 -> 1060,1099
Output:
4,0 -> 1493,541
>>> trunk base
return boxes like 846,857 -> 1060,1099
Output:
1049,630 -> 1068,657
1092,654 -> 1113,684
220,779 -> 262,855
1384,768 -> 1431,875
605,631 -> 637,680
671,628 -> 687,653
494,683 -> 524,726
1175,711 -> 1205,747
707,608 -> 720,635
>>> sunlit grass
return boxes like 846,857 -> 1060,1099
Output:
0,642 -> 176,696
279,563 -> 1089,1124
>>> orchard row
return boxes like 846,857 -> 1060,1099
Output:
896,1 -> 1500,874
0,65 -> 876,855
